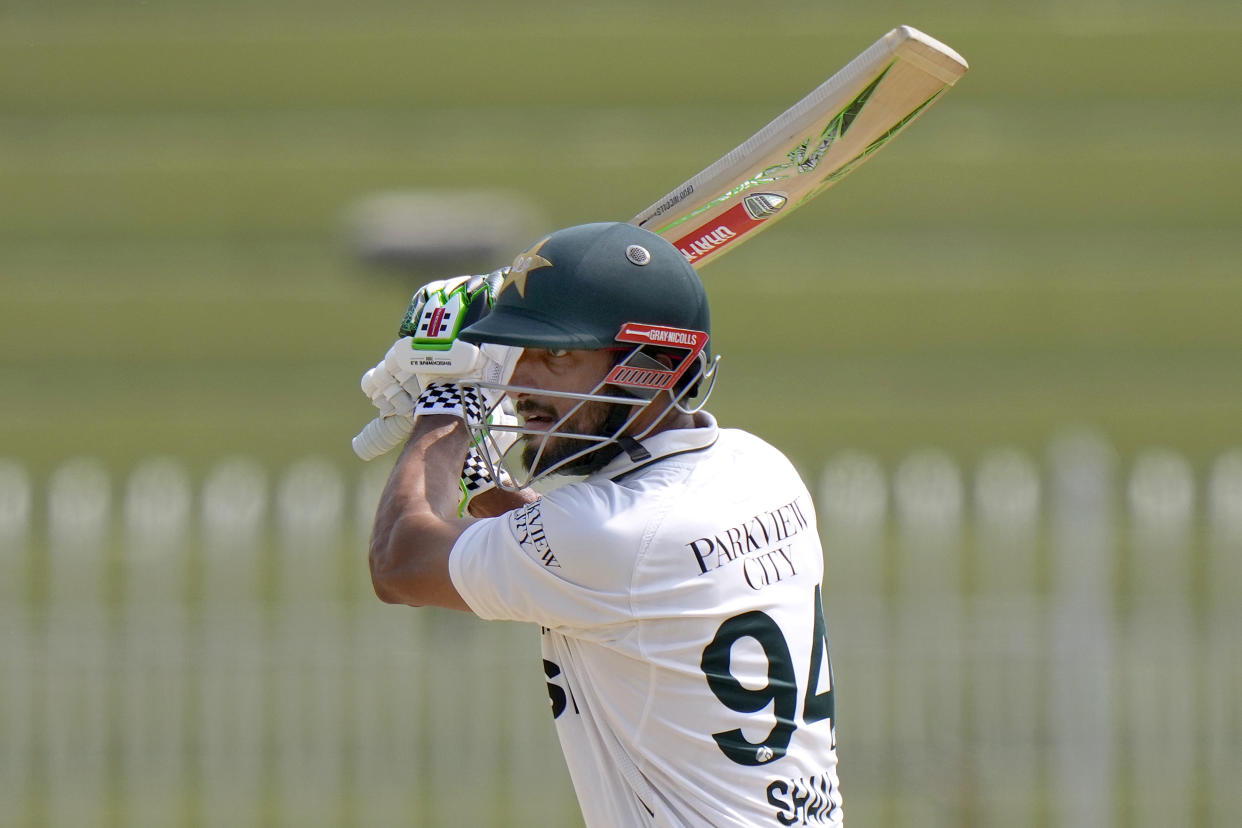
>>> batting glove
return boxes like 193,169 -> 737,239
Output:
352,271 -> 521,462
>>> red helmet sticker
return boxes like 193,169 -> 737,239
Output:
607,324 -> 709,391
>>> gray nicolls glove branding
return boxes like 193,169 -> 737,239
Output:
353,271 -> 520,462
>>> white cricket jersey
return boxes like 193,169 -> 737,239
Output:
449,413 -> 843,827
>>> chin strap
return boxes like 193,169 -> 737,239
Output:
616,436 -> 651,462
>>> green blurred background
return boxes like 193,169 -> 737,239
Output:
4,0 -> 1239,479
3,2 -> 1241,826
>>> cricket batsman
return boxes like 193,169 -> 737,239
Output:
357,221 -> 843,826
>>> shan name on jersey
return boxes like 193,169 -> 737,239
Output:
765,768 -> 842,826
683,495 -> 812,589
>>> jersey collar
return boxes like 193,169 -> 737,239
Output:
593,411 -> 719,481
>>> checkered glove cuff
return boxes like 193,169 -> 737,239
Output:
462,445 -> 499,494
459,442 -> 517,514
459,397 -> 519,512
414,382 -> 484,422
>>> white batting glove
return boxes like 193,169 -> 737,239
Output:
352,271 -> 521,462
359,341 -> 422,418
359,271 -> 498,415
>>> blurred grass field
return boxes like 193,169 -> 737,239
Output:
2,0 -> 1240,477
3,4 -> 1241,827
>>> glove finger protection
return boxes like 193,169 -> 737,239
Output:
352,269 -> 518,461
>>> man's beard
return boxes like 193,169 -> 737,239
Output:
520,399 -> 634,477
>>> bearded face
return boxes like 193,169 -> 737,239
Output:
515,394 -> 636,477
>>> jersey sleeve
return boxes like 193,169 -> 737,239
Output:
447,481 -> 650,634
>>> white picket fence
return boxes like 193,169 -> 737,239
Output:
1,430 -> 1239,827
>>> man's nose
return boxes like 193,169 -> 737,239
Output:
507,350 -> 537,387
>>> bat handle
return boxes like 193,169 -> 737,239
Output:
352,415 -> 413,461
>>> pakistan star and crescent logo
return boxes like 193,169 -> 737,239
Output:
501,237 -> 553,298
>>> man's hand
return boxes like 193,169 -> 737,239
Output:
353,271 -> 524,513
354,272 -> 506,456
357,272 -> 502,421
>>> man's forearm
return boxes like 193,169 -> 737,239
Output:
368,415 -> 475,609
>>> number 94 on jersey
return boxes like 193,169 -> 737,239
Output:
699,585 -> 836,767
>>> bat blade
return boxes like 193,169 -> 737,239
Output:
630,25 -> 968,268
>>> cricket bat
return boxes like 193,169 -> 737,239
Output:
353,25 -> 968,460
631,25 -> 968,267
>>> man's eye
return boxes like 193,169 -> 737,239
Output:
548,349 -> 569,358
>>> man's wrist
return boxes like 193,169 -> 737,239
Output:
414,382 -> 484,422
466,486 -> 537,518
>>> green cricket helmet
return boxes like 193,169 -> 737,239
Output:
459,221 -> 710,350
458,222 -> 718,487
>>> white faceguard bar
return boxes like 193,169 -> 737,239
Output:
462,335 -> 719,491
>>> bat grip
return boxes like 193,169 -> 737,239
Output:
352,415 -> 413,461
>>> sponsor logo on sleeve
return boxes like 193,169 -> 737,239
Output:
509,501 -> 559,567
